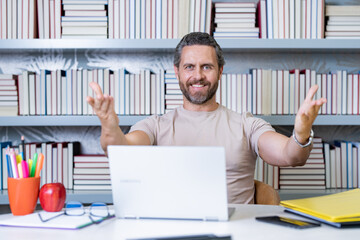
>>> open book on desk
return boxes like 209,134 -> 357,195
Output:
280,189 -> 360,228
0,210 -> 115,230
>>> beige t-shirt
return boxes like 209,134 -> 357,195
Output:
129,104 -> 275,204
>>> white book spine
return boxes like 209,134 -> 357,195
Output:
77,70 -> 82,115
189,0 -> 195,33
145,70 -> 151,115
277,70 -> 283,114
151,0 -> 156,38
1,0 -> 7,39
29,74 -> 36,115
161,0 -> 167,39
56,70 -> 62,115
119,0 -> 125,39
167,0 -> 173,38
82,70 -> 88,115
221,74 -> 227,108
247,74 -> 252,112
135,0 -> 140,39
109,0 -> 115,38
353,74 -> 359,115
271,70 -> 277,115
283,70 -> 289,114
145,0 -> 151,39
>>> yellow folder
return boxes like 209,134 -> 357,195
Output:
280,189 -> 360,223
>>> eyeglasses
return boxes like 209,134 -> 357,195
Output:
38,201 -> 111,224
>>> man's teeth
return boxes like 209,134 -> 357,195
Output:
192,84 -> 204,87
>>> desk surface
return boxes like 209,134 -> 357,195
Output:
0,204 -> 359,240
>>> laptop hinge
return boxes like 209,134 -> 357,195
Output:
204,216 -> 219,221
124,215 -> 138,219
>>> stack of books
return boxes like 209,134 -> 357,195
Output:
108,0 -> 212,39
279,137 -> 326,190
61,0 -> 108,39
37,0 -> 61,39
73,155 -> 111,190
0,74 -> 18,116
213,2 -> 259,39
258,0 -> 325,39
164,70 -> 182,113
281,189 -> 360,228
328,141 -> 360,189
0,0 -> 37,39
325,5 -> 360,39
16,69 -> 165,116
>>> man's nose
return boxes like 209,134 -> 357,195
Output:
193,67 -> 204,80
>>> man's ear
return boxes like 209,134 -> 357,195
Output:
219,66 -> 224,78
174,65 -> 179,79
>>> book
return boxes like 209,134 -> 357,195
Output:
64,10 -> 107,17
326,5 -> 360,16
281,189 -> 360,227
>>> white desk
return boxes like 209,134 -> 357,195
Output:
0,204 -> 359,240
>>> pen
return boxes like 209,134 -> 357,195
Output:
9,150 -> 19,178
21,135 -> 25,161
35,153 -> 44,178
5,149 -> 13,178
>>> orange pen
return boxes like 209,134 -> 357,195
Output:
35,153 -> 44,178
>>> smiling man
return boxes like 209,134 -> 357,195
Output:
87,32 -> 326,204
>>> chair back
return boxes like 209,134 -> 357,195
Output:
254,180 -> 280,205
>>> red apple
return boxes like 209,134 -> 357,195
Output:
39,183 -> 66,212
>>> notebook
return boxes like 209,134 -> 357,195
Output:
281,189 -> 360,228
107,145 -> 231,221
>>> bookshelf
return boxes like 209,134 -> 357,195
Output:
1,38 -> 360,203
1,0 -> 360,205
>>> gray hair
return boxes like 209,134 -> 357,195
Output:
173,32 -> 225,69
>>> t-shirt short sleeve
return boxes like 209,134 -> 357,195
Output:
242,112 -> 275,156
129,115 -> 159,145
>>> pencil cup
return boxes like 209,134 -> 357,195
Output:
8,177 -> 40,216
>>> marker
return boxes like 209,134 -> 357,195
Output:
35,153 -> 44,178
22,161 -> 29,178
30,153 -> 38,177
18,162 -> 23,178
28,159 -> 33,176
16,154 -> 22,164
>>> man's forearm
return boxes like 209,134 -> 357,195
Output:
100,125 -> 128,155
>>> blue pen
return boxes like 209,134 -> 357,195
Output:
6,153 -> 13,178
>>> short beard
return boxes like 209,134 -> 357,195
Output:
179,80 -> 218,105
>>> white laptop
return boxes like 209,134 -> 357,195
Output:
107,145 -> 231,221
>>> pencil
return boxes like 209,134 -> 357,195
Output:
21,135 -> 25,161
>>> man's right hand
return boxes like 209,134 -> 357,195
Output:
87,82 -> 119,128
